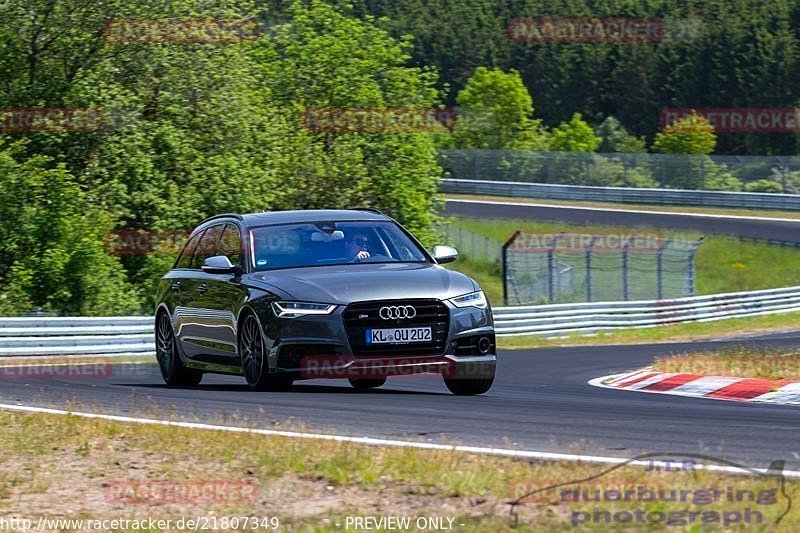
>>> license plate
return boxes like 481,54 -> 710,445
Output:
366,326 -> 432,344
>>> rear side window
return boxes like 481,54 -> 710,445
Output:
174,231 -> 204,269
218,224 -> 242,266
192,224 -> 224,268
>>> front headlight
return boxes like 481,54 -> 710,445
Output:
271,301 -> 338,318
448,290 -> 487,309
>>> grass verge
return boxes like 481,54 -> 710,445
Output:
1,410 -> 798,531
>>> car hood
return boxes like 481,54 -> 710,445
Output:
245,263 -> 477,304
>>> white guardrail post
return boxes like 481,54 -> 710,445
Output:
1,286 -> 800,355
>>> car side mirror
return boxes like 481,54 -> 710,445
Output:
432,245 -> 458,264
202,255 -> 239,275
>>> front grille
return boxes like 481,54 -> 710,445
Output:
343,299 -> 449,356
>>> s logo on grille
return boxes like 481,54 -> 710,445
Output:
379,305 -> 416,320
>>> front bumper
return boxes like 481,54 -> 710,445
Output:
296,353 -> 497,380
265,300 -> 496,380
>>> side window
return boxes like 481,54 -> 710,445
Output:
174,231 -> 204,269
192,224 -> 224,268
218,224 -> 242,266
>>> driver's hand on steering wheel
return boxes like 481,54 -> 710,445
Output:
356,250 -> 371,260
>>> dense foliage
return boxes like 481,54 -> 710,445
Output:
352,0 -> 800,155
0,0 -> 443,314
3,0 -> 800,315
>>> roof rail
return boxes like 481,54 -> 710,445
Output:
199,213 -> 244,225
351,207 -> 384,215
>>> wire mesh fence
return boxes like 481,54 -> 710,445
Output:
439,149 -> 800,193
502,231 -> 704,305
435,224 -> 502,265
436,224 -> 704,305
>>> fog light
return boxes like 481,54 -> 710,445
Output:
478,336 -> 492,354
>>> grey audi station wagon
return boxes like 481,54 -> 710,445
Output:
155,209 -> 496,395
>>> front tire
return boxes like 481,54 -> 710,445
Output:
443,376 -> 494,396
348,377 -> 386,390
239,313 -> 292,392
155,312 -> 202,387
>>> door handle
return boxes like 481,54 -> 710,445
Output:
197,283 -> 208,295
170,281 -> 181,292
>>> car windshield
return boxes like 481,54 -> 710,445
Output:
248,221 -> 429,271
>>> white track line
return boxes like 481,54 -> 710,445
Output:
1,402 -> 797,478
446,198 -> 800,223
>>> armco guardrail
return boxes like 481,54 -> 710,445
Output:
493,286 -> 800,337
2,286 -> 800,355
441,178 -> 800,211
0,316 -> 154,356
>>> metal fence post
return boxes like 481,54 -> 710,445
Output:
622,242 -> 630,301
584,154 -> 590,185
622,159 -> 628,187
547,248 -> 555,303
585,235 -> 600,302
656,238 -> 672,300
501,231 -> 521,306
547,233 -> 565,303
685,237 -> 705,297
700,157 -> 705,189
545,151 -> 551,183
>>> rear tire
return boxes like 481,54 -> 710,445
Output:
443,376 -> 494,396
155,312 -> 203,387
348,377 -> 386,390
239,313 -> 293,392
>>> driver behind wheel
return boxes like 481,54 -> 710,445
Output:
346,232 -> 371,261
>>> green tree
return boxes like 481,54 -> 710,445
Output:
596,116 -> 647,153
651,113 -> 739,190
445,67 -> 549,150
0,146 -> 140,315
652,112 -> 717,155
262,0 -> 444,241
0,0 -> 447,312
549,113 -> 600,152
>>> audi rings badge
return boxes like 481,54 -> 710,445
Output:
379,305 -> 416,320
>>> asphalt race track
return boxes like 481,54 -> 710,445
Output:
3,331 -> 799,470
2,200 -> 799,474
444,198 -> 800,243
